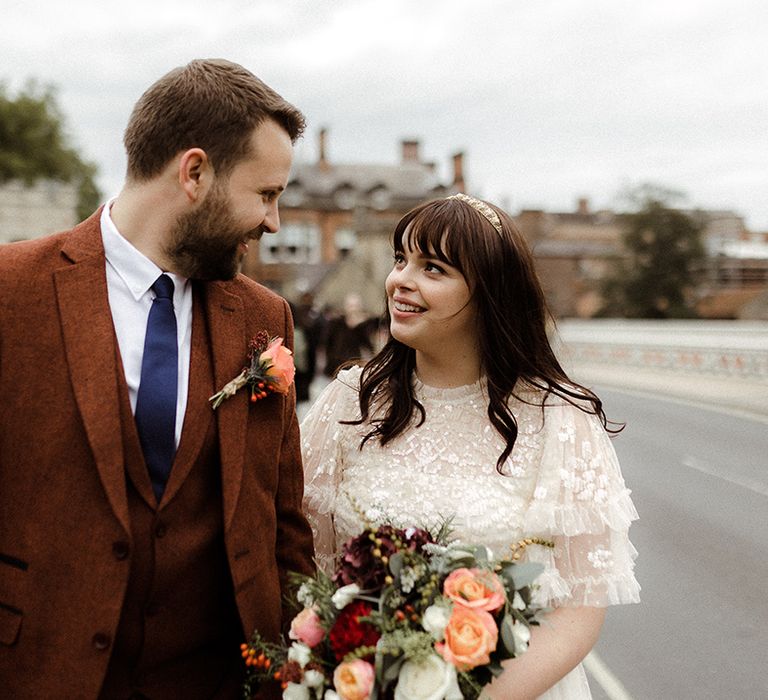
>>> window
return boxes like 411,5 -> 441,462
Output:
260,222 -> 320,263
335,227 -> 357,259
334,186 -> 356,210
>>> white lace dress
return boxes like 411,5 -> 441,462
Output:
301,366 -> 640,699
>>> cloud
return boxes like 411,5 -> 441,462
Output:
2,0 -> 767,227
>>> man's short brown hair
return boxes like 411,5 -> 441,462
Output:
123,58 -> 305,181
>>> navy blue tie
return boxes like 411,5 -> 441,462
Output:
135,274 -> 178,502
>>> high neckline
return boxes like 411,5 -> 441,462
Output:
412,373 -> 487,402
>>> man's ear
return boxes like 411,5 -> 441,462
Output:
178,148 -> 213,202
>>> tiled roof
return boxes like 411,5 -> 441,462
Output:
288,162 -> 448,198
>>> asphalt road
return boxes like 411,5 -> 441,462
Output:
586,387 -> 768,700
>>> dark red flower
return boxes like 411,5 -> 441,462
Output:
402,526 -> 435,553
333,525 -> 435,589
328,600 -> 380,661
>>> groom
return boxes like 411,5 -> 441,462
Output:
0,59 -> 314,698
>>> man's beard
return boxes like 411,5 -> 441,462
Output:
164,185 -> 263,281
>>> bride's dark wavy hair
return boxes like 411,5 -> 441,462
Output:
349,196 -> 620,472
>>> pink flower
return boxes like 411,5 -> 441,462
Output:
436,606 -> 498,671
288,607 -> 325,648
442,568 -> 505,613
333,659 -> 375,700
260,337 -> 295,394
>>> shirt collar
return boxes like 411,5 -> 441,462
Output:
101,199 -> 187,300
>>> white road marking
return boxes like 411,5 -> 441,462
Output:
681,455 -> 768,498
584,651 -> 635,700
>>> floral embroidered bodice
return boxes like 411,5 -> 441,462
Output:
300,366 -> 640,698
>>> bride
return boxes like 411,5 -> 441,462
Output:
300,194 -> 639,699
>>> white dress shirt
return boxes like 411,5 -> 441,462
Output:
101,202 -> 193,447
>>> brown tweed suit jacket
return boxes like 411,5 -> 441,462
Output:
0,210 -> 315,698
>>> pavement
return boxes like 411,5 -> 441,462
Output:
565,361 -> 768,423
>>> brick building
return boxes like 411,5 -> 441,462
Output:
242,130 -> 464,314
515,199 -> 766,319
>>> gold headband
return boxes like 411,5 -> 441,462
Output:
447,193 -> 503,235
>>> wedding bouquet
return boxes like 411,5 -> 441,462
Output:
241,522 -> 552,699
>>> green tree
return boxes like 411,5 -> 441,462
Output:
0,81 -> 100,219
600,186 -> 706,318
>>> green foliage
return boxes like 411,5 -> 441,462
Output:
600,186 -> 706,318
0,81 -> 101,219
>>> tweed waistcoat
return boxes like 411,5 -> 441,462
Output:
99,294 -> 243,699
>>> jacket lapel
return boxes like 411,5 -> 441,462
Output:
54,213 -> 130,535
160,287 -> 214,506
204,282 -> 248,531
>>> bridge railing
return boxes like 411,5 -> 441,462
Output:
554,319 -> 768,380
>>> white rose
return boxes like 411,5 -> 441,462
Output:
512,592 -> 526,611
324,691 -> 341,700
512,621 -> 531,652
288,641 -> 312,668
303,669 -> 325,688
394,653 -> 463,700
421,603 -> 452,641
331,583 -> 361,609
283,682 -> 310,700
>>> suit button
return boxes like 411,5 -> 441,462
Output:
112,541 -> 130,560
92,632 -> 111,651
154,523 -> 167,538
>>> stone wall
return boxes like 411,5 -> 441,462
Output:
0,180 -> 79,243
555,319 -> 768,380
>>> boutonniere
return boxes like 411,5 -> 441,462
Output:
209,330 -> 295,409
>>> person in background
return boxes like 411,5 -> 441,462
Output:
322,292 -> 375,377
292,292 -> 325,402
300,194 -> 639,699
0,59 -> 314,699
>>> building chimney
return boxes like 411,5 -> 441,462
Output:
401,139 -> 420,163
577,197 -> 590,215
452,151 -> 465,192
318,127 -> 329,171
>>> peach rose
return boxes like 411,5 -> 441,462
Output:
289,607 -> 325,648
333,658 -> 375,700
261,337 -> 295,393
436,606 -> 498,671
442,568 -> 505,613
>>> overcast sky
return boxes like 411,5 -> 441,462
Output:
3,0 -> 768,229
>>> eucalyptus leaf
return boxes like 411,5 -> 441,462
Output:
500,614 -> 516,654
488,659 -> 505,677
382,654 -> 405,683
388,552 -> 404,577
501,561 -> 544,589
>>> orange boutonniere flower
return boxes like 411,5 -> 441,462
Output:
209,330 -> 295,409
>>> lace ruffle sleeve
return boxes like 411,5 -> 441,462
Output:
521,401 -> 640,608
300,366 -> 362,573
